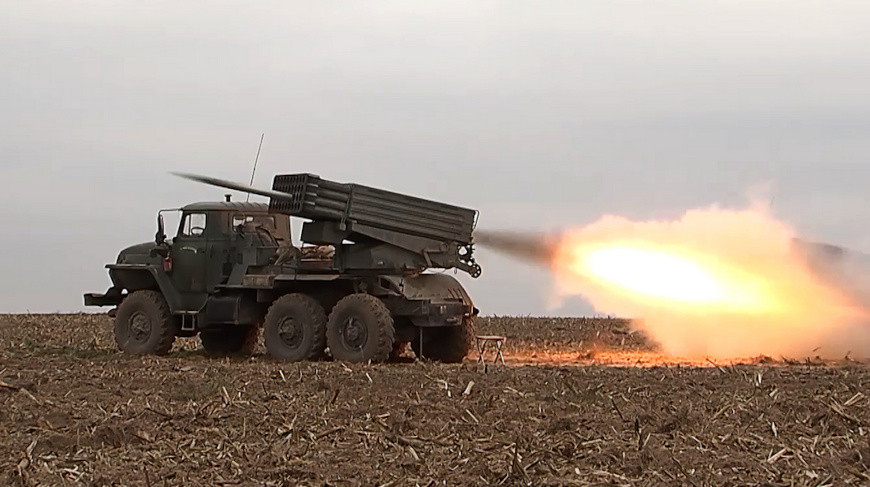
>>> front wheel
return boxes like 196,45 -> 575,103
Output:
114,290 -> 176,355
263,293 -> 327,361
327,294 -> 394,363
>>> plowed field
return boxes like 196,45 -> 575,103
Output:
2,314 -> 869,485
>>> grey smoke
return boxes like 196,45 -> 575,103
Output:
792,239 -> 870,311
475,230 -> 557,267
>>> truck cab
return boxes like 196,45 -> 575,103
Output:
167,202 -> 289,308
89,202 -> 286,308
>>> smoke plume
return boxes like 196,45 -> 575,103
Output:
475,231 -> 556,265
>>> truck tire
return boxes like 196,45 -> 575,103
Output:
327,294 -> 394,363
263,294 -> 327,361
411,316 -> 475,363
200,325 -> 259,356
114,290 -> 176,355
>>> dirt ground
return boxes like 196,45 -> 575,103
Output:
1,314 -> 869,486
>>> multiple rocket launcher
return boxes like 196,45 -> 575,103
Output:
175,172 -> 482,277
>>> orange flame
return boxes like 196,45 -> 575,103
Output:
551,206 -> 870,359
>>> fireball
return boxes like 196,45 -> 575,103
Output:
549,207 -> 870,358
568,245 -> 775,312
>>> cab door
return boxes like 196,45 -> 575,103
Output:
170,211 -> 209,310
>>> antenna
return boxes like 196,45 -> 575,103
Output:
246,133 -> 265,202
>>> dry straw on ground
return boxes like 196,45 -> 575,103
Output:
1,314 -> 868,485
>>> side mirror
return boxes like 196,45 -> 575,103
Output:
155,213 -> 166,245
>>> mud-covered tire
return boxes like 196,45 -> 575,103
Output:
263,294 -> 327,361
114,290 -> 176,355
200,325 -> 259,356
411,316 -> 475,363
327,294 -> 394,363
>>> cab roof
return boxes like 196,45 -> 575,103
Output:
182,201 -> 270,212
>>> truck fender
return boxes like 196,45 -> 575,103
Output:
106,264 -> 184,312
381,274 -> 474,307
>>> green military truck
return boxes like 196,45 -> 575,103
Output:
85,173 -> 481,363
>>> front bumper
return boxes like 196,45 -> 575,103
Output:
83,287 -> 124,307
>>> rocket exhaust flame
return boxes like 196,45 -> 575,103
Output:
479,207 -> 870,359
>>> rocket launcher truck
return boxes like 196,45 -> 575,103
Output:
85,173 -> 481,363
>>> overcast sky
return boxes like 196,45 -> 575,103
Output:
2,1 -> 868,314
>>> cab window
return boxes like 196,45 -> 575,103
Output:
232,214 -> 276,235
232,214 -> 275,229
181,213 -> 206,237
232,214 -> 290,245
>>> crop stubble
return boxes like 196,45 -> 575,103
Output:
1,314 -> 869,485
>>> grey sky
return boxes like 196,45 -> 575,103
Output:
2,1 -> 869,314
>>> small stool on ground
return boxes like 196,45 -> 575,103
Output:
475,335 -> 506,364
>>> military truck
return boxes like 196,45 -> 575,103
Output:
85,173 -> 481,363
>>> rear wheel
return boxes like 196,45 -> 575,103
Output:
200,325 -> 259,356
327,294 -> 394,363
263,294 -> 327,361
411,316 -> 475,363
114,290 -> 176,355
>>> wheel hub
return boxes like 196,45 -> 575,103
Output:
277,317 -> 304,348
342,317 -> 368,351
129,311 -> 152,342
